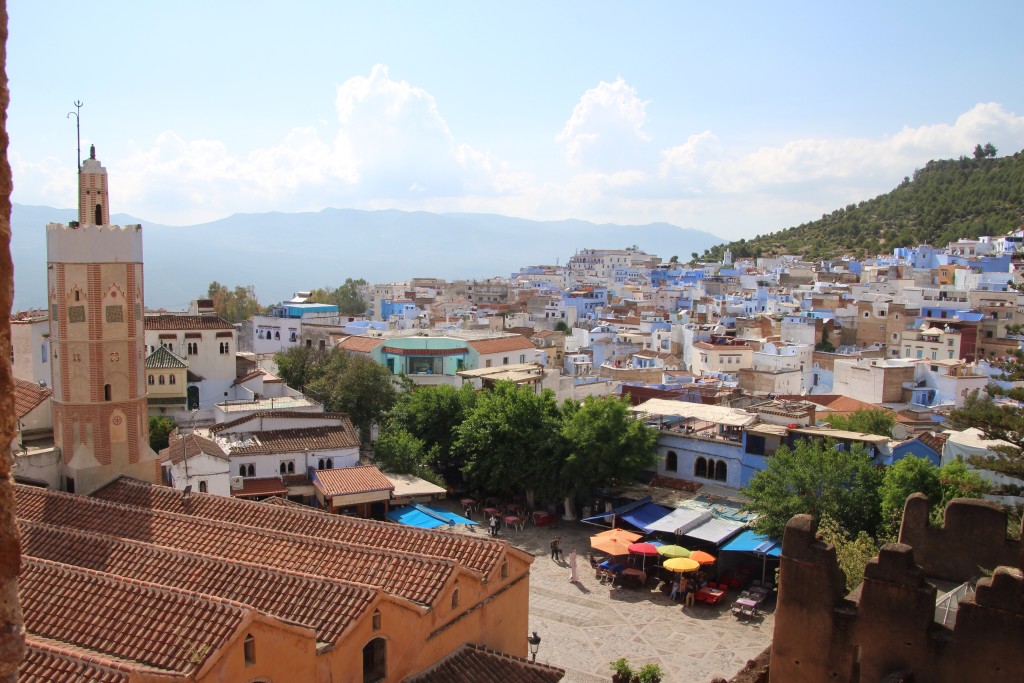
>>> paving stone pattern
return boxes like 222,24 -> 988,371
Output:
450,508 -> 774,683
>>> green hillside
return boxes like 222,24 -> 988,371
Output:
702,147 -> 1024,262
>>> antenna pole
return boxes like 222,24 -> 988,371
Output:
67,100 -> 83,172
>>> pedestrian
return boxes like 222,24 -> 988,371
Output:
550,536 -> 560,560
568,547 -> 579,583
669,578 -> 680,601
489,514 -> 498,537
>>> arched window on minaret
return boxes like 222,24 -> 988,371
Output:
95,204 -> 103,225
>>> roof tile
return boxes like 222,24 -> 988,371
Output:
144,314 -> 235,331
405,643 -> 565,683
314,465 -> 394,497
467,336 -> 535,354
227,425 -> 360,455
14,378 -> 51,419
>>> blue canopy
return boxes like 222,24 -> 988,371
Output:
581,496 -> 653,523
386,503 -> 477,529
720,530 -> 781,557
620,502 -> 673,531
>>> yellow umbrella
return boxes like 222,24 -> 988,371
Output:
663,557 -> 700,573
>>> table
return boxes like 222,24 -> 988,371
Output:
505,502 -> 522,514
460,498 -> 476,509
733,597 -> 758,618
482,507 -> 500,517
696,587 -> 726,605
620,568 -> 647,586
503,515 -> 524,531
532,511 -> 555,527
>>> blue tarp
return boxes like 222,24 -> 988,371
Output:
386,503 -> 477,529
720,530 -> 781,557
620,502 -> 673,531
581,496 -> 653,523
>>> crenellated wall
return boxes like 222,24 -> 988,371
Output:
769,498 -> 1024,683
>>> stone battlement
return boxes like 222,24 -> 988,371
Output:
46,222 -> 143,264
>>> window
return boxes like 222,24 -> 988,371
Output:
318,458 -> 325,470
503,357 -> 509,365
246,464 -> 255,477
362,638 -> 386,683
665,450 -> 678,472
239,464 -> 247,477
220,342 -> 230,354
41,344 -> 47,363
695,457 -> 707,478
158,375 -> 165,385
372,610 -> 381,631
169,375 -> 176,385
746,435 -> 766,456
198,481 -> 207,493
287,461 -> 295,473
103,384 -> 111,401
520,354 -> 525,363
326,458 -> 333,469
501,559 -> 509,579
148,375 -> 155,385
244,634 -> 255,667
280,462 -> 288,474
451,588 -> 460,609
715,460 -> 728,482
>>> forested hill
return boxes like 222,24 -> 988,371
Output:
702,148 -> 1024,262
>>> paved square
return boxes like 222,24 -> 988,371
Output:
453,511 -> 774,682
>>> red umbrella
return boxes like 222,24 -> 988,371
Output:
628,542 -> 660,570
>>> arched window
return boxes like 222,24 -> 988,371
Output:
665,450 -> 678,472
148,375 -> 154,385
287,461 -> 295,473
94,204 -> 103,225
244,633 -> 255,667
198,481 -> 207,493
716,460 -> 728,482
169,375 -> 176,385
318,458 -> 325,470
695,457 -> 707,478
326,458 -> 333,469
280,462 -> 287,474
103,384 -> 112,401
239,464 -> 246,477
362,638 -> 386,683
158,375 -> 165,385
246,464 -> 255,477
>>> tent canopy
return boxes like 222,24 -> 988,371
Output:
644,507 -> 713,535
681,517 -> 746,545
620,502 -> 673,530
582,496 -> 654,524
720,530 -> 781,557
386,503 -> 477,529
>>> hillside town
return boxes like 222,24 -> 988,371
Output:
5,142 -> 1024,683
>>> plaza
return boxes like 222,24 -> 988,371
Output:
453,510 -> 775,683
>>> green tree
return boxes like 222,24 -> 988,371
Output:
307,350 -> 402,440
560,395 -> 657,497
372,427 -> 442,485
974,144 -> 987,160
937,459 -> 991,508
274,345 -> 331,393
948,390 -> 1024,479
816,514 -> 882,592
385,383 -> 477,477
454,382 -> 565,501
309,278 -> 368,315
207,281 -> 263,323
826,409 -> 896,438
879,456 -> 942,535
148,416 -> 176,452
745,439 -> 883,539
983,142 -> 998,158
554,320 -> 571,334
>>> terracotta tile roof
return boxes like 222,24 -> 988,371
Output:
210,410 -> 355,435
282,472 -> 313,486
144,345 -> 187,369
467,335 -> 535,354
19,519 -> 375,645
232,477 -> 289,498
917,431 -> 948,454
693,341 -> 752,350
22,638 -> 134,683
18,484 -> 455,605
91,477 -> 507,576
144,314 -> 235,331
338,335 -> 384,352
314,465 -> 394,497
405,644 -> 566,683
20,557 -> 244,675
160,433 -> 229,464
232,369 -> 265,385
14,378 -> 51,419
819,395 -> 887,416
227,425 -> 361,455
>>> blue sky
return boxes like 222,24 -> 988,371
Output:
9,1 -> 1024,240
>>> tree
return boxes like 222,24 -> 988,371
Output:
745,439 -> 883,539
669,255 -> 679,264
826,409 -> 896,438
983,142 -> 998,158
207,281 -> 263,323
878,456 -> 942,535
384,383 -> 477,478
816,515 -> 882,592
554,320 -> 571,334
273,345 -> 331,393
974,144 -> 987,160
560,395 -> 657,497
309,278 -> 368,315
372,427 -> 442,485
454,382 -> 565,501
948,389 -> 1024,479
148,416 -> 176,452
937,459 -> 990,507
307,350 -> 402,440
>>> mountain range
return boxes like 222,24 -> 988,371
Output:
10,205 -> 723,311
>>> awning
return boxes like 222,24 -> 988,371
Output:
681,518 -> 747,545
581,496 -> 653,523
619,502 -> 672,530
720,530 -> 782,557
644,507 -> 713,535
385,503 -> 477,529
630,399 -> 756,427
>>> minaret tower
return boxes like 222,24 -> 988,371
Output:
46,143 -> 157,493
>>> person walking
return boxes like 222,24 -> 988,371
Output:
550,536 -> 561,560
568,548 -> 579,583
489,514 -> 498,537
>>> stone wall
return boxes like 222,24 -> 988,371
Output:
769,498 -> 1024,682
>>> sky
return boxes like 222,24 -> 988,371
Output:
8,1 -> 1024,241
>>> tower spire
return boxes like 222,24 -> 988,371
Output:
67,100 -> 83,172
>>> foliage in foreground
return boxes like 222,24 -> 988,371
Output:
148,416 -> 176,452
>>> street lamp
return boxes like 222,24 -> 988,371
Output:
527,631 -> 541,663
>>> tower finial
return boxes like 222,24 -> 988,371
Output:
90,144 -> 95,159
67,100 -> 83,171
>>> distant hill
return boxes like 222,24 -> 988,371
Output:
702,149 -> 1024,262
11,206 -> 724,311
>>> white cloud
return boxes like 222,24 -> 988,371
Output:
556,78 -> 653,171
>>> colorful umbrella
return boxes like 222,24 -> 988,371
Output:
627,542 -> 660,556
590,528 -> 643,556
656,544 -> 690,559
689,550 -> 717,565
663,557 -> 700,573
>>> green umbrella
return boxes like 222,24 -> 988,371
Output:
656,544 -> 690,559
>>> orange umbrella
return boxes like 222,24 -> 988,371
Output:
590,528 -> 642,556
689,550 -> 717,565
